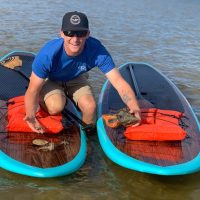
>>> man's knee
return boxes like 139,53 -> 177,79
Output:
78,95 -> 96,114
44,94 -> 66,115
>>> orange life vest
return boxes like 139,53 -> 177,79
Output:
6,96 -> 64,134
124,108 -> 187,141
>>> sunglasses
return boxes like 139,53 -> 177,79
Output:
63,30 -> 88,37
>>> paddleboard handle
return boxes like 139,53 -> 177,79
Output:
129,64 -> 141,98
128,64 -> 155,108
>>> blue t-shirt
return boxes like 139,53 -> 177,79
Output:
32,37 -> 115,81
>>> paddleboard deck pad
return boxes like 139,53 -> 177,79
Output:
0,51 -> 86,178
97,62 -> 200,175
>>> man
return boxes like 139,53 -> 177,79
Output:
24,11 -> 141,133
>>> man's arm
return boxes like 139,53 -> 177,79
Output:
24,72 -> 45,133
105,68 -> 141,121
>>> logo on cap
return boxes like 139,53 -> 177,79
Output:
70,15 -> 81,25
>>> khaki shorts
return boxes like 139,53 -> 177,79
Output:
40,73 -> 93,105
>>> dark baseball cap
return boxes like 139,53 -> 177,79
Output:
61,11 -> 89,31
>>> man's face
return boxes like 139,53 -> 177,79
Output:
61,30 -> 89,56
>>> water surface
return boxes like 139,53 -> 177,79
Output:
0,0 -> 200,199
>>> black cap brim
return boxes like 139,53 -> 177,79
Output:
62,27 -> 89,31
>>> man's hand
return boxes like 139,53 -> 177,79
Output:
129,109 -> 141,127
24,116 -> 45,134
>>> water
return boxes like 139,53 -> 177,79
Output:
0,0 -> 200,199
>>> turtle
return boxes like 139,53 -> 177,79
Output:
38,142 -> 55,151
102,108 -> 140,128
32,139 -> 70,151
32,138 -> 49,146
0,56 -> 22,69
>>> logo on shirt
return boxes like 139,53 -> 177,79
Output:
78,65 -> 87,72
70,15 -> 81,25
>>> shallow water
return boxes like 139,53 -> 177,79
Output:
0,0 -> 200,199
